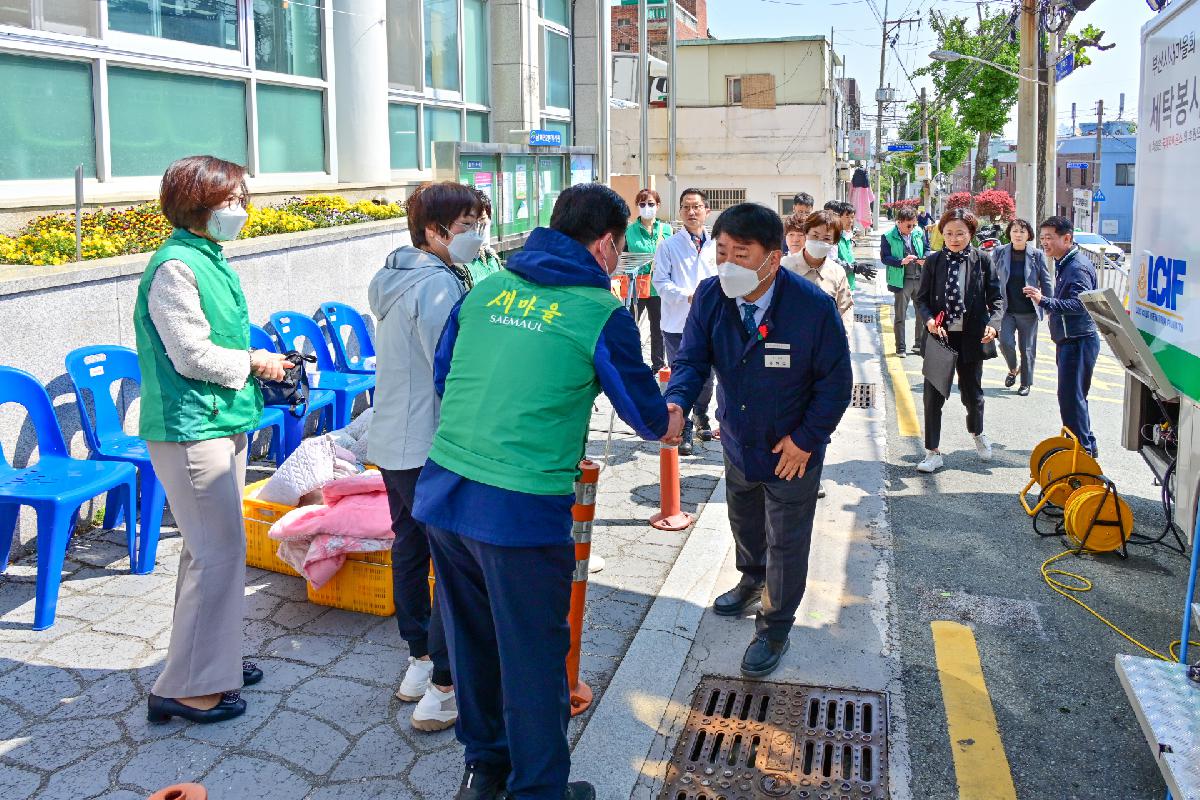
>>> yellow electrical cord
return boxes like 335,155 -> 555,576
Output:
1041,550 -> 1200,662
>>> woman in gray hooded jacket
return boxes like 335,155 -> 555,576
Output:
367,182 -> 487,732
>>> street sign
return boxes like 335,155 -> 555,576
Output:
1055,51 -> 1075,81
1094,189 -> 1106,202
1066,161 -> 1089,169
887,143 -> 915,152
848,130 -> 871,160
529,129 -> 563,147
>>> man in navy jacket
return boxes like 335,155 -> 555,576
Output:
664,203 -> 853,678
1027,216 -> 1101,456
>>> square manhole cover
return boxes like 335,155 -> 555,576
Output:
660,676 -> 888,800
850,383 -> 876,409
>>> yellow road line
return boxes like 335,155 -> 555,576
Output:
879,304 -> 921,438
901,369 -> 1121,403
931,621 -> 1018,800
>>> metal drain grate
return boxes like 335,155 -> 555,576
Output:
660,677 -> 888,800
850,383 -> 876,409
853,313 -> 877,324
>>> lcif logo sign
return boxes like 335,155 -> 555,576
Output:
1140,251 -> 1188,312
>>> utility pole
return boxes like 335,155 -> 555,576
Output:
638,0 -> 649,188
1039,28 -> 1059,226
1092,98 -> 1103,233
874,0 -> 890,229
1015,0 -> 1039,223
1071,102 -> 1077,136
920,87 -> 930,212
667,0 -> 677,211
934,116 -> 942,214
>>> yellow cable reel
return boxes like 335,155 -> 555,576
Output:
1062,485 -> 1133,553
1019,428 -> 1103,516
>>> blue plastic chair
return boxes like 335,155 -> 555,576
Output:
251,324 -> 337,454
319,302 -> 377,375
269,312 -> 375,430
0,366 -> 137,630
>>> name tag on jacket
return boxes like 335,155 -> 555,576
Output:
765,354 -> 790,368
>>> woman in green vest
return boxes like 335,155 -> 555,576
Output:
134,156 -> 291,726
624,188 -> 671,372
464,189 -> 504,285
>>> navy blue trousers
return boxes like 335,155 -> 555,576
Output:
1055,333 -> 1100,456
427,524 -> 574,800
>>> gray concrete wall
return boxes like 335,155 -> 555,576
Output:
0,218 -> 411,561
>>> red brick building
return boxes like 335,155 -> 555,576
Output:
611,0 -> 710,59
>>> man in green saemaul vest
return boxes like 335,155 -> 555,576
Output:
412,183 -> 684,800
880,206 -> 929,357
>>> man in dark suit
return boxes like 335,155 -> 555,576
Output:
1027,216 -> 1101,456
664,203 -> 853,678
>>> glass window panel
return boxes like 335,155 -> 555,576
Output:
424,0 -> 460,92
0,53 -> 95,180
389,103 -> 419,170
0,1 -> 98,36
108,66 -> 246,177
544,29 -> 570,109
386,0 -> 421,89
538,156 -> 564,226
257,84 -> 325,173
424,106 -> 461,169
107,0 -> 239,50
463,0 -> 488,104
543,118 -> 570,144
541,0 -> 569,26
466,111 -> 489,144
253,0 -> 322,78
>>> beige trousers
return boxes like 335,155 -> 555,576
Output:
147,433 -> 247,698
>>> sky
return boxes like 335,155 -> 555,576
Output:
702,0 -> 1156,142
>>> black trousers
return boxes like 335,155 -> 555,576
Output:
922,332 -> 985,451
428,525 -> 574,800
381,467 -> 452,687
725,454 -> 823,642
636,294 -> 665,372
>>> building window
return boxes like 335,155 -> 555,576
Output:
424,105 -> 461,168
543,118 -> 571,144
700,188 -> 748,212
108,66 -> 247,177
1080,165 -> 1088,187
0,0 -> 97,37
387,0 -> 422,90
467,111 -> 490,143
389,103 -> 420,170
544,29 -> 570,110
464,0 -> 488,105
257,84 -> 325,173
1116,163 -> 1135,186
425,0 -> 461,93
541,0 -> 570,27
107,0 -> 239,50
616,18 -> 631,27
0,53 -> 96,180
253,0 -> 323,78
617,42 -> 631,52
727,76 -> 743,106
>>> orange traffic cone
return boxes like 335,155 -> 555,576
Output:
651,368 -> 694,532
148,785 -> 206,800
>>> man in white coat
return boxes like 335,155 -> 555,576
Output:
653,188 -> 718,455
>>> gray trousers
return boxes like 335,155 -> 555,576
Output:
892,277 -> 927,353
999,311 -> 1039,388
663,331 -> 714,423
147,433 -> 248,698
725,453 -> 822,642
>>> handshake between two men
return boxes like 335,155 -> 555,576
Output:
657,402 -> 812,482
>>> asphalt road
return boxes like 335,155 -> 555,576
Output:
878,300 -> 1193,799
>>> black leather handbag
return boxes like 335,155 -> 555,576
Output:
257,351 -> 316,417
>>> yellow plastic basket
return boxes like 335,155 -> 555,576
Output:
307,553 -> 395,616
243,479 -> 301,577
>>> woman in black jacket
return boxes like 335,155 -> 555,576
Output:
914,209 -> 1003,473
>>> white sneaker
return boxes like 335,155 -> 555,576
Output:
588,554 -> 605,573
974,434 -> 993,461
395,657 -> 433,702
917,451 -> 944,473
411,684 -> 458,732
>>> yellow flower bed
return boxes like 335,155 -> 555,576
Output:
0,195 -> 405,267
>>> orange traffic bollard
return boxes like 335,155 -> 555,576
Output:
566,460 -> 599,717
148,784 -> 207,800
651,368 -> 694,532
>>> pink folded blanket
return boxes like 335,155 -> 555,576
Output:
267,471 -> 393,588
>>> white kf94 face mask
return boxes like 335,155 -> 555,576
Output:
206,206 -> 249,241
804,239 -> 833,260
716,253 -> 773,299
447,230 -> 485,264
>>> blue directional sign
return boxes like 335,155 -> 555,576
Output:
1066,161 -> 1089,169
1055,52 -> 1075,82
887,143 -> 915,152
1094,189 -> 1106,202
529,129 -> 563,147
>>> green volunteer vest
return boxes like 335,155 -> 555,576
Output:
429,269 -> 622,495
839,234 -> 857,290
625,220 -> 671,297
133,229 -> 263,442
884,227 -> 927,289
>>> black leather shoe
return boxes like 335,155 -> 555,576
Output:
243,660 -> 263,687
694,416 -> 714,442
455,762 -> 510,800
147,691 -> 246,725
740,635 -> 790,678
566,782 -> 596,800
679,426 -> 695,456
713,581 -> 763,616
1017,385 -> 1030,396
1004,372 -> 1017,388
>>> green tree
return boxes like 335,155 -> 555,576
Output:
918,10 -> 1020,192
